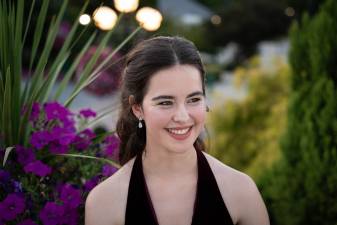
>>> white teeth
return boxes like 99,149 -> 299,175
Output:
168,127 -> 190,135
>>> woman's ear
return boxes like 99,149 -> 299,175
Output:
129,95 -> 142,118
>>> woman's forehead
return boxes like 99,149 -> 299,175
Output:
145,65 -> 203,96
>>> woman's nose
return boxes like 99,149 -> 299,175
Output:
172,105 -> 189,122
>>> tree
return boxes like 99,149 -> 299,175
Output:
208,57 -> 289,179
206,0 -> 291,59
260,0 -> 337,224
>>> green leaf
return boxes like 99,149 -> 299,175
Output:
53,31 -> 96,100
28,0 -> 68,103
2,146 -> 14,167
39,53 -> 70,103
64,25 -> 141,107
57,153 -> 121,168
29,0 -> 49,71
2,67 -> 12,146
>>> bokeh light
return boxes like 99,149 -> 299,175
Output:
135,7 -> 162,31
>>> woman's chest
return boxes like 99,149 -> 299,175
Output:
147,178 -> 197,225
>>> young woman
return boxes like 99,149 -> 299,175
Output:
85,36 -> 270,225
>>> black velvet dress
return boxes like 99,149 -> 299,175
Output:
125,149 -> 234,225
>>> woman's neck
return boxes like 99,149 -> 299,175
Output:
142,146 -> 197,179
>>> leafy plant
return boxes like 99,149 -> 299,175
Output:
0,0 -> 140,148
0,0 -> 144,223
207,57 -> 289,179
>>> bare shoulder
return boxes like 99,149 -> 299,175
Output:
85,158 -> 135,225
203,152 -> 270,225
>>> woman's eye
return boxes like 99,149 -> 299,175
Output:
158,101 -> 173,106
188,98 -> 201,103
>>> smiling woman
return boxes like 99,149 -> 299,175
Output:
85,36 -> 270,225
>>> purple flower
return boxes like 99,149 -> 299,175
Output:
18,219 -> 38,225
59,184 -> 81,209
16,145 -> 36,166
30,131 -> 51,149
13,181 -> 23,193
39,202 -> 64,225
49,141 -> 69,154
0,193 -> 25,221
60,207 -> 78,225
29,102 -> 40,122
0,170 -> 13,193
73,129 -> 95,151
103,135 -> 120,157
50,126 -> 76,146
79,109 -> 96,119
83,176 -> 100,192
0,169 -> 11,184
44,102 -> 72,122
102,164 -> 118,177
24,160 -> 52,177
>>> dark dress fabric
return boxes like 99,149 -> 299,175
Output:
125,150 -> 234,225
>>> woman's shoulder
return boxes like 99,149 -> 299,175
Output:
202,151 -> 254,187
202,152 -> 270,225
85,157 -> 136,225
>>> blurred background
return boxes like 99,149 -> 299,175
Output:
17,0 -> 337,224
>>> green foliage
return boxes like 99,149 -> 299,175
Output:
208,57 -> 290,179
194,0 -> 230,10
158,19 -> 213,52
260,0 -> 337,224
286,0 -> 326,19
0,0 -> 139,148
206,0 -> 291,58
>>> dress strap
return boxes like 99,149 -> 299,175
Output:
124,153 -> 159,225
191,150 -> 234,225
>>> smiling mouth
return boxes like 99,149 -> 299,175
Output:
164,126 -> 193,140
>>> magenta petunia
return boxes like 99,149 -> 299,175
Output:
16,145 -> 36,166
60,207 -> 78,225
49,126 -> 76,146
0,169 -> 11,184
44,102 -> 72,122
30,131 -> 51,150
102,164 -> 118,177
0,193 -> 25,221
83,176 -> 100,192
48,141 -> 69,154
39,202 -> 64,225
17,219 -> 38,225
73,129 -> 95,151
103,135 -> 120,157
79,108 -> 96,119
24,161 -> 52,177
59,184 -> 81,209
29,102 -> 40,122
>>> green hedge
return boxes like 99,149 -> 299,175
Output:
259,0 -> 337,224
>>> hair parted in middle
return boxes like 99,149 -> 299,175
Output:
116,36 -> 207,165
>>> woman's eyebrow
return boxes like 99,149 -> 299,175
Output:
151,95 -> 174,101
187,91 -> 204,98
151,91 -> 204,101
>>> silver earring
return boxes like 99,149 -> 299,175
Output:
138,117 -> 143,128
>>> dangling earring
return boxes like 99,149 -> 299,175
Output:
138,117 -> 143,128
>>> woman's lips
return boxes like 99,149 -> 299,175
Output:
165,126 -> 193,141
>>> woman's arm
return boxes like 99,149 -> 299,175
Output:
85,186 -> 116,225
236,174 -> 270,225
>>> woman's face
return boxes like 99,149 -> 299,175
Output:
134,64 -> 206,154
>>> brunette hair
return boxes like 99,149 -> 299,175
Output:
116,36 -> 206,165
